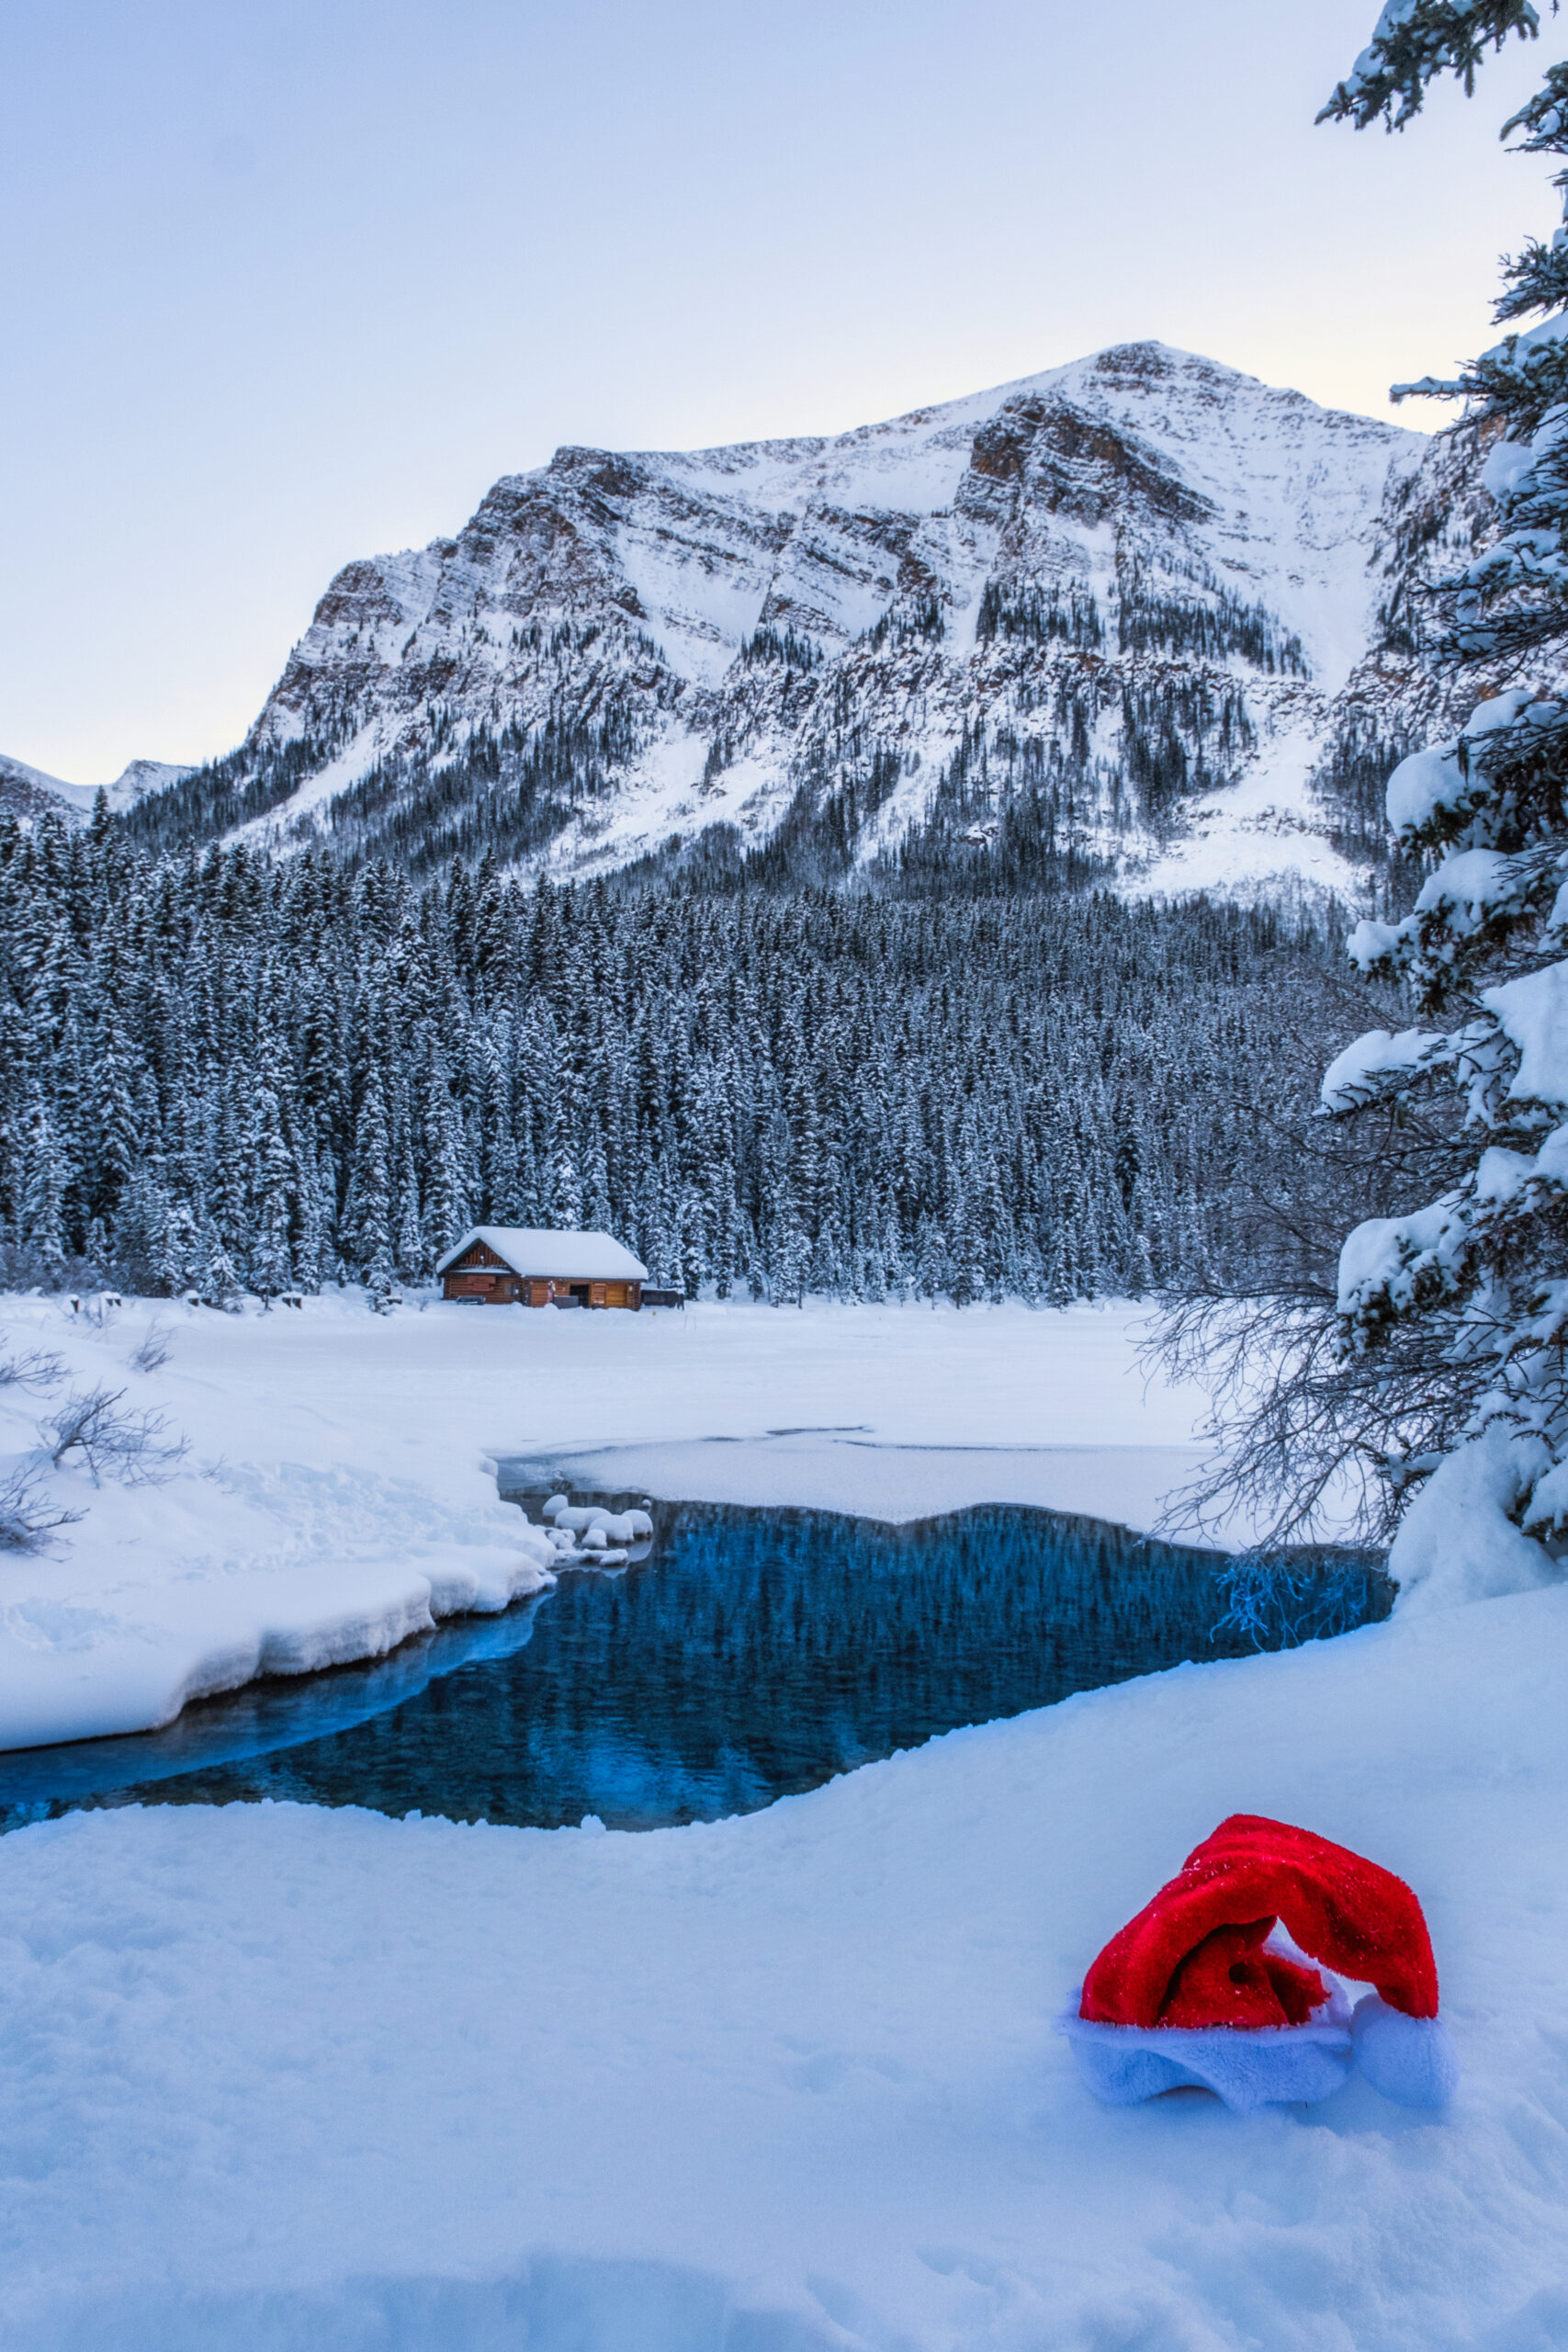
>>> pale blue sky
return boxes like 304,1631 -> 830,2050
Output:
2,0 -> 1559,781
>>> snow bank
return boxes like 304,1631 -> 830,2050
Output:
0,1295 -> 1216,1753
0,1296 -> 558,1750
3,1579 -> 1566,2348
1386,1420 -> 1560,1613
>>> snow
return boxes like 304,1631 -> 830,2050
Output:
1320,1024 -> 1443,1111
1473,1132 -> 1568,1203
238,342 -> 1426,884
660,339 -> 1421,696
517,1428 -> 1211,1534
1386,1421 -> 1560,1613
1482,434 -> 1537,501
1485,956 -> 1568,1109
1386,740 -> 1466,836
1337,1113 -> 1542,1352
230,718 -> 390,846
1,1283 -> 1563,2343
3,1575 -> 1567,2347
1387,696 -> 1541,841
0,1295 -> 570,1751
1336,1200 -> 1452,1316
1131,716 -> 1370,905
434,1227 -> 649,1281
0,1295 -> 1217,1754
1414,846 -> 1525,932
1341,847 -> 1532,974
534,733 -> 798,883
0,751 -> 192,821
1465,687 -> 1540,742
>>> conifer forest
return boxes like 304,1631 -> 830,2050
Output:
0,805 -> 1361,1306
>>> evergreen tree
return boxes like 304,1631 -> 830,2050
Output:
245,1058 -> 297,1301
20,1106 -> 70,1273
157,1194 -> 205,1296
1319,2 -> 1568,1584
0,808 -> 1362,1316
420,1076 -> 469,1268
343,1068 -> 395,1290
1164,6 -> 1568,1583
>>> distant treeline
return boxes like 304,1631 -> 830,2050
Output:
0,808 -> 1371,1305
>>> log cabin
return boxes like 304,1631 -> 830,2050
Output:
435,1227 -> 649,1309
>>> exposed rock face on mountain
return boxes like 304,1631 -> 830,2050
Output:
126,343 -> 1463,894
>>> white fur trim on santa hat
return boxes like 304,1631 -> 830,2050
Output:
1350,1995 -> 1459,2109
1059,1984 -> 1354,2113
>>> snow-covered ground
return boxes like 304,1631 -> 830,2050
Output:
3,1293 -> 1565,2346
1135,713 -> 1370,903
3,1576 -> 1564,2350
0,1293 -> 1213,1753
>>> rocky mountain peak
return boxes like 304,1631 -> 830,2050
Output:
118,343 -> 1463,899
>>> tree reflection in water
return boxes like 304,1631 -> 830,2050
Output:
0,1500 -> 1390,1835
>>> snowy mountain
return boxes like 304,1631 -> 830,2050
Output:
124,344 -> 1449,893
1,752 -> 194,825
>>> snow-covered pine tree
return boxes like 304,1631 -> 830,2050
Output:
1166,3 -> 1568,1599
156,1194 -> 204,1298
0,805 -> 1357,1311
244,1050 -> 298,1303
1319,6 -> 1568,1600
342,1066 -> 395,1293
19,1105 -> 70,1275
1319,3 -> 1545,135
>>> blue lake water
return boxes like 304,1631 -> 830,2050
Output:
0,1497 -> 1392,1836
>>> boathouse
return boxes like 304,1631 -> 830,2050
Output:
436,1227 -> 649,1309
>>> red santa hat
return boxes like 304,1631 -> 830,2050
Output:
1060,1815 -> 1458,2112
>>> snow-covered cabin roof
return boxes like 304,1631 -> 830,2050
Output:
435,1227 -> 649,1282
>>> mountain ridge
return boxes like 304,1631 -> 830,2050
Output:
0,752 -> 194,826
112,343 -> 1473,894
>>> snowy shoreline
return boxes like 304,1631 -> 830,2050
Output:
0,1292 -> 1224,1753
3,1291 -> 1565,2348
3,1578 -> 1564,2348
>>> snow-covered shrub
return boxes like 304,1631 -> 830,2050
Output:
0,1463 -> 82,1552
0,1340 -> 64,1393
128,1323 -> 174,1374
43,1385 -> 188,1487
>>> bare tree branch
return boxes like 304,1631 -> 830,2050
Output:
44,1385 -> 188,1487
0,1464 -> 84,1552
0,1342 -> 66,1394
128,1323 -> 175,1375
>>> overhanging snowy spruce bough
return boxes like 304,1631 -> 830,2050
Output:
1158,0 -> 1568,1605
1325,0 -> 1568,1608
